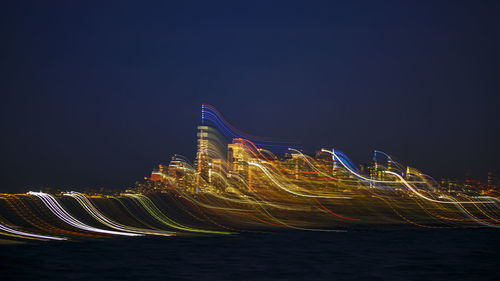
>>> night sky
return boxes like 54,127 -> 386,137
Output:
1,1 -> 499,193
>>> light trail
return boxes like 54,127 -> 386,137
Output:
0,222 -> 67,241
28,192 -> 141,237
383,171 -> 495,204
65,192 -> 174,236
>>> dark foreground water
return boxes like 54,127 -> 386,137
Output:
1,229 -> 499,281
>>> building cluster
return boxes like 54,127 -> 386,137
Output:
440,171 -> 499,195
132,125 -> 499,197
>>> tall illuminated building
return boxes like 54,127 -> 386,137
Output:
195,125 -> 210,185
227,142 -> 250,190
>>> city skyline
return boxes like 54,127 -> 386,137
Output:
7,103 -> 496,196
2,101 -> 499,193
1,103 -> 499,243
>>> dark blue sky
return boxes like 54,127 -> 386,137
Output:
1,1 -> 499,192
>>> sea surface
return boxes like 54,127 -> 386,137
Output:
1,228 -> 499,281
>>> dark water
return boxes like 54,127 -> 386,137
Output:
2,229 -> 499,281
